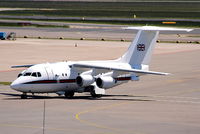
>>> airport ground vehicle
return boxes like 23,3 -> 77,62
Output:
0,32 -> 6,40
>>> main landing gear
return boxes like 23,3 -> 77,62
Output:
64,91 -> 75,98
21,93 -> 27,99
86,86 -> 102,98
90,89 -> 102,98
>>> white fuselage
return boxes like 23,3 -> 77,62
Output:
10,61 -> 131,93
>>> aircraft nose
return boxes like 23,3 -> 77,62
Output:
10,80 -> 21,90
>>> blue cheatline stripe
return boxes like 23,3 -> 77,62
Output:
23,77 -> 131,84
24,79 -> 76,84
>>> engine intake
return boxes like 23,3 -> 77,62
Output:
76,75 -> 95,87
96,76 -> 116,89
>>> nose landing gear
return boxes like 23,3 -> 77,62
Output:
21,93 -> 27,99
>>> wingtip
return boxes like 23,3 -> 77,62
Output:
186,29 -> 193,32
165,73 -> 172,76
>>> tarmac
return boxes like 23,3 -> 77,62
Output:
0,32 -> 200,134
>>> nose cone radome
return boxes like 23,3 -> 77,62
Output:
10,80 -> 21,91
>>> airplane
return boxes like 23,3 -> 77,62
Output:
10,26 -> 192,99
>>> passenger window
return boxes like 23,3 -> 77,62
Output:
37,72 -> 41,77
24,72 -> 31,76
65,73 -> 67,76
31,72 -> 37,77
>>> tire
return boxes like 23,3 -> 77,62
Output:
65,91 -> 75,98
21,94 -> 27,99
90,89 -> 102,98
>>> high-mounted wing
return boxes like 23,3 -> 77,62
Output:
11,64 -> 34,68
73,63 -> 169,76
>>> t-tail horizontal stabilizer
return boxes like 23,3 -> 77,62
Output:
125,26 -> 193,32
119,26 -> 193,73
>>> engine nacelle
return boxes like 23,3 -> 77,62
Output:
96,76 -> 116,89
76,75 -> 95,87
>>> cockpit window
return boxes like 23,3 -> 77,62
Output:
37,72 -> 41,77
31,72 -> 37,77
17,73 -> 23,78
22,72 -> 42,77
24,72 -> 31,76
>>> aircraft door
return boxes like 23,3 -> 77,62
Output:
45,67 -> 54,80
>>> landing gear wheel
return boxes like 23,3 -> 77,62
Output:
21,93 -> 27,99
90,89 -> 102,98
65,91 -> 74,98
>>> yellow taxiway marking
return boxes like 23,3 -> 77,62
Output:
0,123 -> 40,129
145,89 -> 200,104
172,88 -> 200,96
150,95 -> 200,100
166,79 -> 186,84
161,78 -> 200,96
155,99 -> 200,104
75,102 -> 129,130
156,78 -> 200,97
0,102 -> 139,134
75,101 -> 145,134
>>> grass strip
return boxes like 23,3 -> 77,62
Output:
0,82 -> 11,86
0,22 -> 69,28
0,1 -> 199,19
0,18 -> 199,28
0,1 -> 199,12
0,10 -> 199,19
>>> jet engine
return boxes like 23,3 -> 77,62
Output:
96,76 -> 116,89
76,75 -> 95,87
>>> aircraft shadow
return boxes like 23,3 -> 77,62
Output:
0,93 -> 152,102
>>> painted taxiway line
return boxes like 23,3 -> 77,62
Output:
0,102 -> 142,134
75,102 -> 129,131
150,95 -> 200,100
155,87 -> 200,97
171,88 -> 200,96
155,99 -> 200,104
143,94 -> 200,104
74,93 -> 200,134
75,101 -> 145,134
0,123 -> 40,129
155,48 -> 200,56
